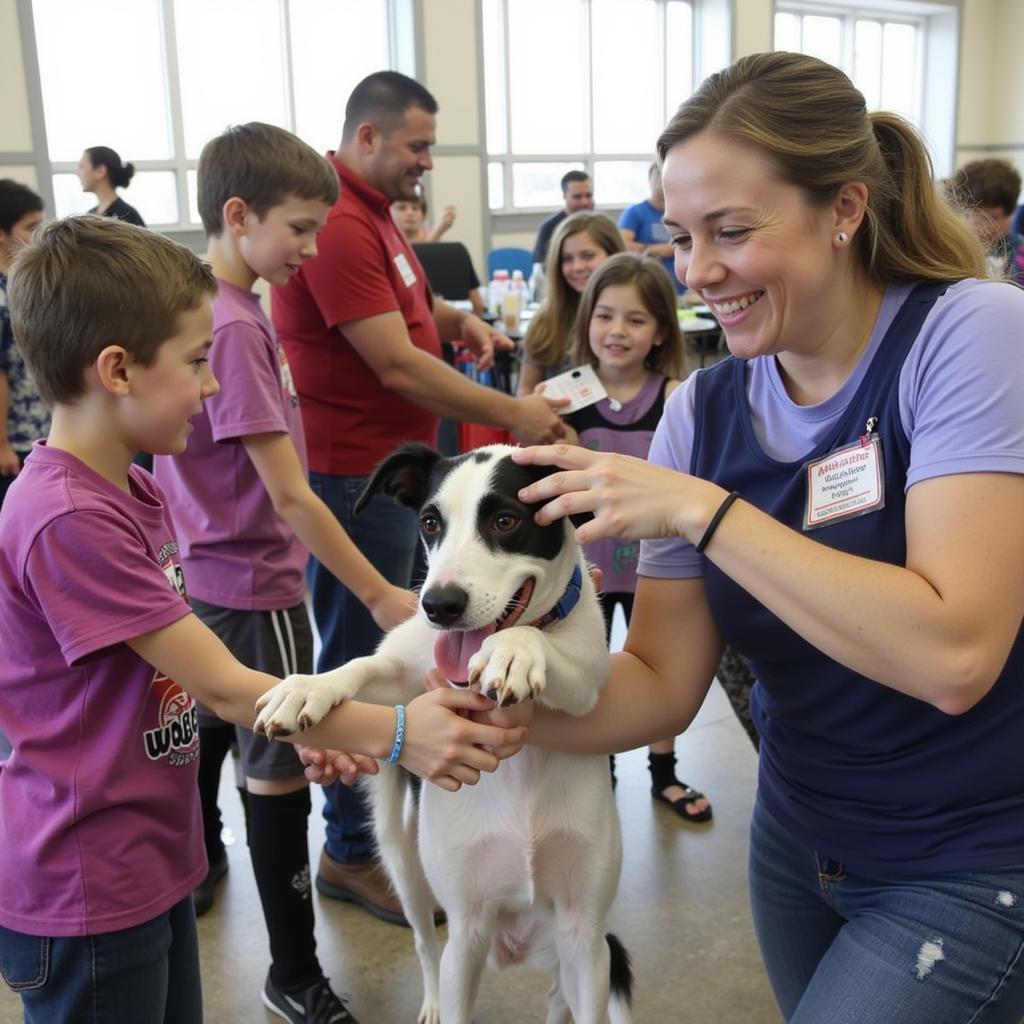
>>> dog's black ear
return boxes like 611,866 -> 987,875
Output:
518,462 -> 594,531
355,442 -> 444,513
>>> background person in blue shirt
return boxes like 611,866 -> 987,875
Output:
619,162 -> 686,294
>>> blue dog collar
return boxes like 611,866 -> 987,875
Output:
529,563 -> 583,630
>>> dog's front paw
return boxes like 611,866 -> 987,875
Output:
466,628 -> 546,707
254,674 -> 340,739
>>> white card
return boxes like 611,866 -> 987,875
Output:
540,364 -> 608,414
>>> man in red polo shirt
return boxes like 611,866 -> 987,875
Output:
272,71 -> 565,925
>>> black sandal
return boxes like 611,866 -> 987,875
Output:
651,783 -> 713,823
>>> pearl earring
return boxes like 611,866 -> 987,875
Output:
835,231 -> 849,245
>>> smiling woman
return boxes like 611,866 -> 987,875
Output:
516,50 -> 1024,1024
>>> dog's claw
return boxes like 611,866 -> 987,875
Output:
468,627 -> 546,711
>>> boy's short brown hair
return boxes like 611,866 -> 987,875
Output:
197,122 -> 340,236
8,215 -> 217,406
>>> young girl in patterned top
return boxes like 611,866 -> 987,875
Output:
562,252 -> 712,821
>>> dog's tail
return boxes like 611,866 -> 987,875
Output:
607,932 -> 634,1023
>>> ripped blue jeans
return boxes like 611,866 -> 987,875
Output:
749,798 -> 1024,1023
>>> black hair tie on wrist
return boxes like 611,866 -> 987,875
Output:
695,491 -> 741,555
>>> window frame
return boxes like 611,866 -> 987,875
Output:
772,0 -> 961,177
775,1 -> 926,123
483,0 -> 698,215
31,0 -> 411,230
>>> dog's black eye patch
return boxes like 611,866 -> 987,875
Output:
478,457 -> 564,560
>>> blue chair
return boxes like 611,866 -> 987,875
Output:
487,246 -> 533,280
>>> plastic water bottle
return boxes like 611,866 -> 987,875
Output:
504,270 -> 527,333
487,269 -> 510,318
502,287 -> 521,334
528,261 -> 545,305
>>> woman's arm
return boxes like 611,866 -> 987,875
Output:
514,446 -> 1024,714
527,575 -> 724,753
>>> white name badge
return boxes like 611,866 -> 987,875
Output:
393,252 -> 417,287
803,436 -> 885,530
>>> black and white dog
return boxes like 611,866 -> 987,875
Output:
256,443 -> 633,1024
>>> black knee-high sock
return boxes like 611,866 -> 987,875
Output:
196,724 -> 235,863
648,750 -> 681,793
246,788 -> 321,990
236,785 -> 252,846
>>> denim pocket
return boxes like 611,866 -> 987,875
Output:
0,927 -> 50,991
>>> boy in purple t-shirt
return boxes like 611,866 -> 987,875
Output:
0,216 -> 522,1024
153,122 -> 419,1023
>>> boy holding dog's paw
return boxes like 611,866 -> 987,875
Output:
153,121 -> 420,1021
0,215 -> 522,1024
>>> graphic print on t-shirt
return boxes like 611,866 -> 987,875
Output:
143,540 -> 199,766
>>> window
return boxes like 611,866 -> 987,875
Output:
482,0 -> 695,212
31,0 -> 403,227
773,0 -> 961,175
774,3 -> 924,126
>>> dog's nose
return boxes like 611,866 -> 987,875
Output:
421,584 -> 469,627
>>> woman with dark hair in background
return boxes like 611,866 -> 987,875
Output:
78,146 -> 145,227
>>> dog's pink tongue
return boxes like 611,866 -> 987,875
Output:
435,625 -> 495,683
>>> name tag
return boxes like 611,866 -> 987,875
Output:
804,436 -> 884,530
393,253 -> 417,287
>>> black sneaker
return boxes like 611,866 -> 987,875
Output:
261,971 -> 359,1024
191,849 -> 228,918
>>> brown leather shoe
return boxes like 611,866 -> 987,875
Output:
315,848 -> 444,927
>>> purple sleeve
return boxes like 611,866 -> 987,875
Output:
206,317 -> 289,443
23,512 -> 191,665
900,279 -> 1024,488
637,374 -> 704,580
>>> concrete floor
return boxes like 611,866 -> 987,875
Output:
0,675 -> 780,1023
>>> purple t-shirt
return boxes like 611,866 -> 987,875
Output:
640,278 -> 1024,577
155,280 -> 309,611
0,443 -> 202,937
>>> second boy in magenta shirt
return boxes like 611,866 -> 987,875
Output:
156,279 -> 308,610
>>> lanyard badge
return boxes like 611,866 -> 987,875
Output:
803,416 -> 885,531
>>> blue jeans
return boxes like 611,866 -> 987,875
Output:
0,897 -> 201,1024
308,471 -> 418,863
748,798 -> 1024,1023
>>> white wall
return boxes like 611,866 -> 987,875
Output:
420,0 -> 487,272
0,0 -> 32,154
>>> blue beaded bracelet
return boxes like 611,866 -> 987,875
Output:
385,704 -> 406,765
